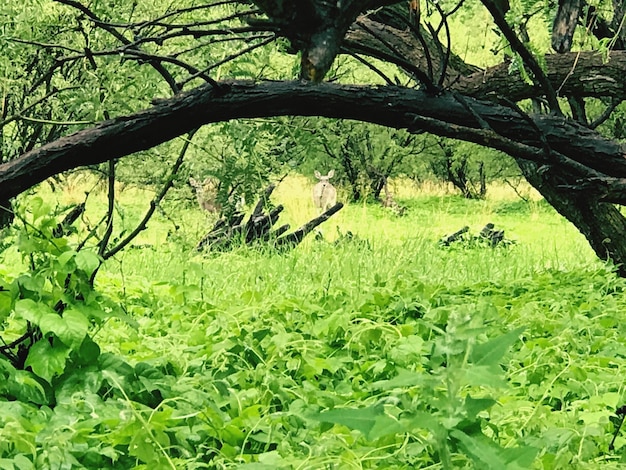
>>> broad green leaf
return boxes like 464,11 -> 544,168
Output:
451,429 -> 537,469
56,250 -> 76,268
13,454 -> 34,470
500,445 -> 539,468
463,364 -> 507,388
310,405 -> 400,440
38,313 -> 65,338
0,290 -> 13,321
464,395 -> 497,419
470,327 -> 525,366
0,455 -> 34,470
368,413 -> 406,440
402,411 -> 446,436
76,336 -> 101,365
14,298 -> 54,323
37,308 -> 89,349
129,428 -> 169,464
75,251 -> 101,276
8,370 -> 48,405
450,429 -> 506,470
59,308 -> 90,348
30,196 -> 50,220
24,339 -> 70,383
370,368 -> 425,390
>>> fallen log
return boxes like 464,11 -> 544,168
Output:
196,185 -> 344,251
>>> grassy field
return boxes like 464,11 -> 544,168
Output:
1,175 -> 624,469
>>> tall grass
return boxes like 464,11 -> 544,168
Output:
2,174 -> 619,469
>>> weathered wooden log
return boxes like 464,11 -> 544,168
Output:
439,226 -> 469,245
197,186 -> 343,251
479,222 -> 505,246
275,203 -> 344,248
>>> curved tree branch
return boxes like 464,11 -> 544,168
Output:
1,80 -> 625,202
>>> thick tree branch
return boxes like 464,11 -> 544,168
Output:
1,80 -> 625,203
345,18 -> 626,102
481,0 -> 563,115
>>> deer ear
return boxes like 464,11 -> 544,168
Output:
315,171 -> 321,178
327,170 -> 335,178
189,177 -> 197,185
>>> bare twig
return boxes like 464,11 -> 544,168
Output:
481,0 -> 563,116
103,129 -> 198,260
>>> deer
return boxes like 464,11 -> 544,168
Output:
312,170 -> 337,212
381,178 -> 407,216
189,177 -> 221,213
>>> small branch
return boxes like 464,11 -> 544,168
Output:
355,19 -> 438,92
0,86 -> 81,128
275,203 -> 344,248
590,98 -> 620,129
103,130 -> 197,259
406,113 -> 603,180
343,50 -> 395,85
98,159 -> 116,257
177,35 -> 276,88
481,0 -> 563,116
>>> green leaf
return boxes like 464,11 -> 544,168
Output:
38,313 -> 65,338
76,336 -> 101,365
56,250 -> 76,268
7,369 -> 48,405
370,368 -> 425,390
500,445 -> 540,469
402,411 -> 446,437
464,395 -> 497,420
0,290 -> 13,320
30,196 -> 50,220
451,429 -> 538,469
310,405 -> 402,440
24,339 -> 70,383
470,327 -> 524,366
13,454 -> 35,470
463,364 -> 507,388
75,251 -> 100,276
14,298 -> 54,323
60,308 -> 90,348
38,308 -> 88,348
450,429 -> 505,470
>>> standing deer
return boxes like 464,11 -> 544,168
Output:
189,177 -> 221,213
312,170 -> 337,212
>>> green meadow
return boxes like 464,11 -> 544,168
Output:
1,175 -> 625,469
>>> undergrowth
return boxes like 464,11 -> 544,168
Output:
0,185 -> 624,469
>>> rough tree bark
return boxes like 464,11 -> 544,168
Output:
2,81 -> 625,202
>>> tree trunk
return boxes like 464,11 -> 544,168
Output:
518,160 -> 626,275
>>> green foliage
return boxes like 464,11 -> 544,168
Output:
429,140 -> 521,199
0,197 -> 121,406
1,185 -> 626,468
298,119 -> 426,202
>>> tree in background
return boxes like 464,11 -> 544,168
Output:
429,140 -> 521,199
301,120 -> 424,202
